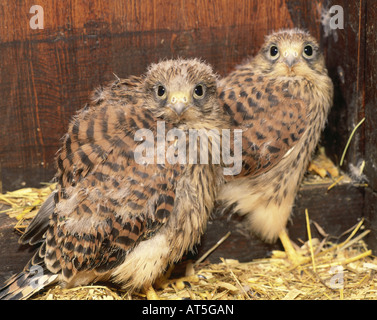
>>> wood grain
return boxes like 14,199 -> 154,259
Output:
364,0 -> 377,191
198,182 -> 365,263
322,0 -> 366,169
0,0 -> 324,191
0,0 -> 375,285
364,0 -> 377,252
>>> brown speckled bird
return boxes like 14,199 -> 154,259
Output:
0,58 -> 225,300
217,29 -> 333,265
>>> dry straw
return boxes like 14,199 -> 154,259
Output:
1,181 -> 376,300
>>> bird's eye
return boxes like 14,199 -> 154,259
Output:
269,45 -> 279,59
303,45 -> 314,58
157,85 -> 166,98
193,85 -> 205,98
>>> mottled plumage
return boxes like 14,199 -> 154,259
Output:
217,29 -> 333,254
0,58 -> 225,299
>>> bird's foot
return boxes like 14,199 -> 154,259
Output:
155,263 -> 203,291
156,274 -> 202,290
273,230 -> 311,268
308,147 -> 339,178
143,285 -> 160,300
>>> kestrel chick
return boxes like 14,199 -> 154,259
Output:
217,29 -> 333,264
0,58 -> 225,299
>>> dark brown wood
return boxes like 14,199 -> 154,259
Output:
197,182 -> 365,263
365,189 -> 377,254
321,0 -> 366,168
0,0 -> 325,192
0,210 -> 38,286
364,0 -> 377,252
364,0 -> 377,191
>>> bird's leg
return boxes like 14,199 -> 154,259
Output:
155,264 -> 201,290
143,284 -> 159,300
277,229 -> 310,267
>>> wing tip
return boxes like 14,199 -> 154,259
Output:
0,269 -> 58,300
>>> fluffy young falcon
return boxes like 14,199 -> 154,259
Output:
0,58 -> 225,300
217,29 -> 333,265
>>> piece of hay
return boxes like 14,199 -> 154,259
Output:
340,118 -> 365,166
305,209 -> 316,272
32,230 -> 375,300
0,183 -> 56,233
1,183 -> 376,300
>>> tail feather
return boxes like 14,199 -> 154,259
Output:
0,268 -> 58,300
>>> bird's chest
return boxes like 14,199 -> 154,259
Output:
165,165 -> 222,261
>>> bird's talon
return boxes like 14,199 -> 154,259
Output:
143,285 -> 159,300
271,250 -> 288,259
278,230 -> 310,268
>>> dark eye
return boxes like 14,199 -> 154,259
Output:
270,45 -> 279,58
194,85 -> 204,98
303,45 -> 313,57
157,85 -> 166,97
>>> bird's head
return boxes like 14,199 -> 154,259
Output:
143,58 -> 220,127
255,29 -> 327,79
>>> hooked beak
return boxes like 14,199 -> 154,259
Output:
283,49 -> 299,68
172,102 -> 188,115
169,92 -> 190,116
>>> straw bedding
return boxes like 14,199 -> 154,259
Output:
1,179 -> 375,300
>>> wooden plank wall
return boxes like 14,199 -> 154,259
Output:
321,0 -> 366,166
0,0 -> 325,191
0,0 -> 375,282
364,1 -> 377,252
